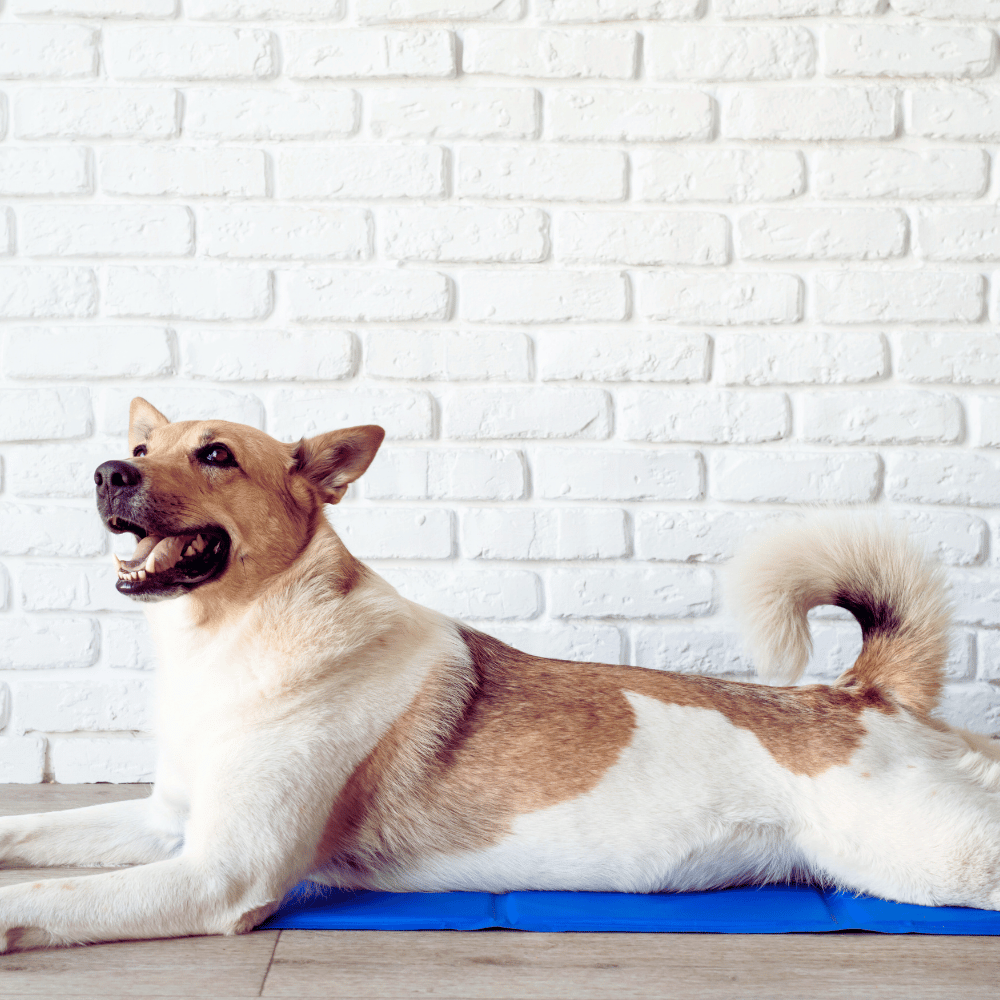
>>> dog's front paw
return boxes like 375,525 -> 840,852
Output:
0,924 -> 60,953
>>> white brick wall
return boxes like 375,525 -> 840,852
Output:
2,3 -> 1000,783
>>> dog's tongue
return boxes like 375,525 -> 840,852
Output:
120,534 -> 189,573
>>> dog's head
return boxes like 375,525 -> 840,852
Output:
95,397 -> 384,603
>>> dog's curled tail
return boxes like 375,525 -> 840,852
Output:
726,514 -> 951,716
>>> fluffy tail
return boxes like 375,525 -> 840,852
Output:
726,513 -> 951,716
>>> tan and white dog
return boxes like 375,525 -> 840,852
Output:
2,396 -> 1000,951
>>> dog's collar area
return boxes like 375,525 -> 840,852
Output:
115,526 -> 231,600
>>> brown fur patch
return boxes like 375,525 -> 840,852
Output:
319,629 -> 892,877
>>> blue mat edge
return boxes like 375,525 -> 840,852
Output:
261,883 -> 1000,935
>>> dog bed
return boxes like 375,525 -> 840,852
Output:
263,882 -> 1000,935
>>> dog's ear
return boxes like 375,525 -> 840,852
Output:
129,397 -> 170,453
292,425 -> 385,504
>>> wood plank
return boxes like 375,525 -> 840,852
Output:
0,929 -> 280,997
0,784 -> 150,817
262,929 -> 1000,1000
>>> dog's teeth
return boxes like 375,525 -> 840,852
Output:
137,570 -> 146,581
113,554 -> 122,571
193,534 -> 206,553
144,552 -> 157,573
184,545 -> 195,558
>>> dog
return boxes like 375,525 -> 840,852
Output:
1,396 -> 1000,952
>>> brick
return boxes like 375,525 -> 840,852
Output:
0,388 -> 91,441
0,266 -> 96,319
106,27 -> 275,80
184,88 -> 356,140
978,631 -> 1000,681
106,617 -> 156,670
189,0 -> 344,16
277,145 -> 445,199
0,501 -> 105,557
364,448 -> 526,500
723,87 -> 895,142
737,209 -> 906,261
893,509 -> 987,568
896,333 -> 1000,385
443,387 -> 610,440
549,565 -> 713,619
631,625 -> 752,677
0,736 -> 45,784
635,510 -> 783,564
478,623 -> 623,664
51,736 -> 157,783
5,326 -> 172,379
537,0 -> 701,18
646,25 -> 814,81
330,507 -> 453,559
200,206 -> 370,261
0,25 -> 96,79
13,0 -> 174,13
0,147 -> 90,196
908,87 -> 1000,141
460,270 -> 627,323
98,387 -> 263,432
21,562 -> 134,613
16,88 -> 178,139
814,148 -> 988,201
0,617 -> 98,669
950,572 -> 1000,627
463,507 -> 627,560
457,145 -> 625,202
815,271 -> 983,324
101,147 -> 266,198
286,28 -> 454,79
620,389 -> 788,444
917,208 -> 1000,262
538,330 -> 709,383
536,449 -> 703,501
0,209 -> 11,255
104,265 -> 272,320
270,388 -> 434,440
556,210 -> 727,266
892,0 -> 1000,14
718,0 -> 882,11
359,0 -> 520,19
936,682 -> 1000,734
638,273 -> 801,325
7,441 -> 115,497
380,207 -> 548,263
547,88 -> 712,141
370,87 -> 536,139
287,269 -> 449,322
634,148 -> 804,203
464,28 -> 635,79
712,452 -> 880,503
970,395 -> 1000,448
802,390 -> 962,445
379,566 -> 540,620
22,205 -> 193,257
366,331 -> 530,381
12,679 -> 152,734
182,330 -> 354,381
715,331 -> 886,386
885,452 -> 1000,507
825,25 -> 994,80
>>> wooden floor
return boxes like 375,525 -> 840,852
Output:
0,786 -> 998,999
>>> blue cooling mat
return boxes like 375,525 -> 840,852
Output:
262,882 -> 1000,935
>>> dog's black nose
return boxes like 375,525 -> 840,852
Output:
94,460 -> 142,492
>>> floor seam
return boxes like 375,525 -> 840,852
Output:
259,929 -> 281,997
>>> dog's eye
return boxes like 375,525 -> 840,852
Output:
199,444 -> 237,468
133,444 -> 147,458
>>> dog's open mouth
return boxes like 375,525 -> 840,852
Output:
109,516 -> 230,597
